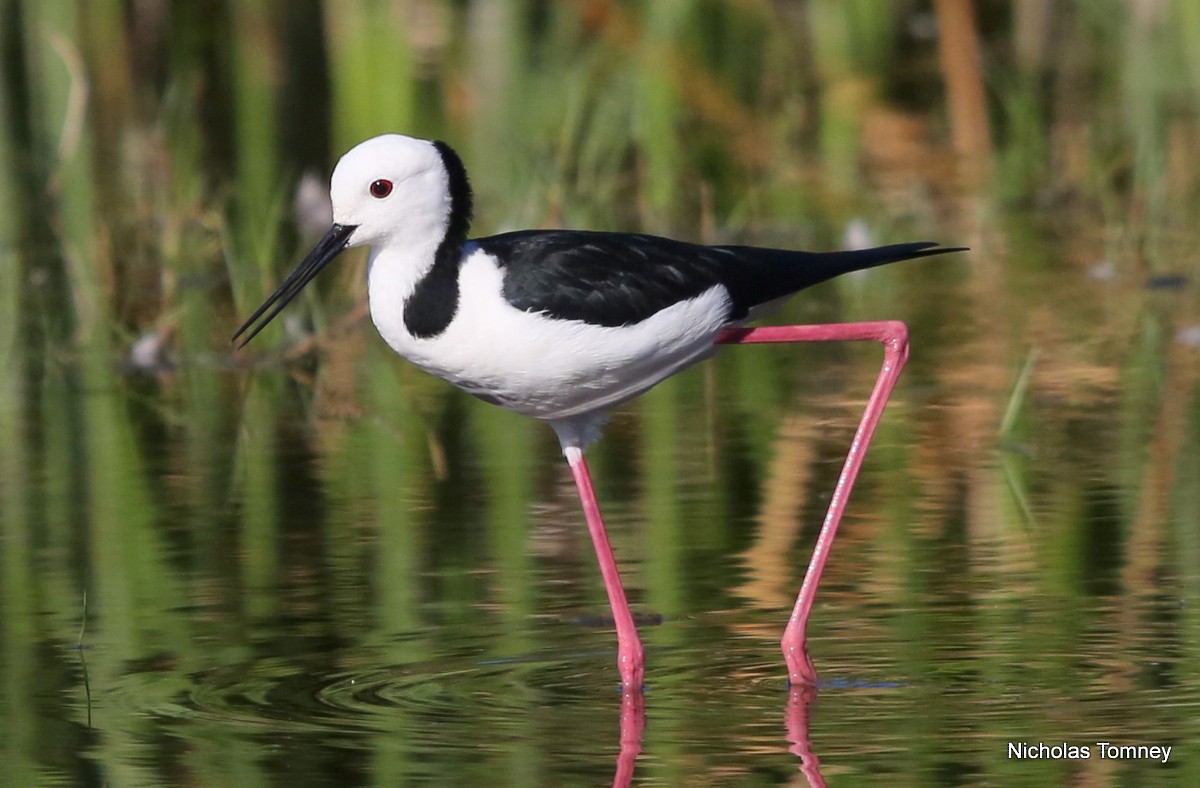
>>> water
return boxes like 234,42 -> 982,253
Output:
6,287 -> 1198,784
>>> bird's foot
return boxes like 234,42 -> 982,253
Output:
618,641 -> 646,694
783,639 -> 818,688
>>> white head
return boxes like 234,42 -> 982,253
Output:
232,134 -> 473,347
332,134 -> 468,249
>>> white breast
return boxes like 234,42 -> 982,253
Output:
368,247 -> 733,420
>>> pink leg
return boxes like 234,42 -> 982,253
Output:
564,446 -> 646,693
716,321 -> 910,686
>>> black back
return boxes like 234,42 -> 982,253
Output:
480,231 -> 732,327
479,230 -> 961,327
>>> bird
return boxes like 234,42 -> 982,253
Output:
233,133 -> 964,694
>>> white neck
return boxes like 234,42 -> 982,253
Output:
365,238 -> 441,350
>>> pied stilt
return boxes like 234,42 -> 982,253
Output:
233,134 -> 965,693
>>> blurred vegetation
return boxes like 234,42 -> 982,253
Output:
2,0 -> 1199,350
1,0 -> 1199,785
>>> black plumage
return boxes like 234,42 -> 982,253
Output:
481,230 -> 961,327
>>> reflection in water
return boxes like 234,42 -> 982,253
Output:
614,682 -> 830,788
613,692 -> 645,788
616,685 -> 827,788
611,686 -> 833,787
786,686 -> 826,788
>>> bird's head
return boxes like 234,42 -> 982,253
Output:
232,134 -> 472,347
331,134 -> 460,248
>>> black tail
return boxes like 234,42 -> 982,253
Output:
715,241 -> 966,317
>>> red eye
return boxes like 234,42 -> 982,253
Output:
370,179 -> 393,198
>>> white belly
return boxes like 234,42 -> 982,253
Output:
369,253 -> 733,420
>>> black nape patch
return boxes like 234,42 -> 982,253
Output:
403,140 -> 475,339
431,140 -> 473,244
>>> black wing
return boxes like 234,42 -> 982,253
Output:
477,230 -> 962,327
479,230 -> 734,327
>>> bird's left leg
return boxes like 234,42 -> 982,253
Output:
563,445 -> 646,693
716,320 -> 910,687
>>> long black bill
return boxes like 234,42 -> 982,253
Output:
231,223 -> 358,348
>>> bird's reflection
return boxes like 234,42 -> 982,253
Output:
609,685 -> 826,787
786,684 -> 826,787
612,691 -> 645,788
